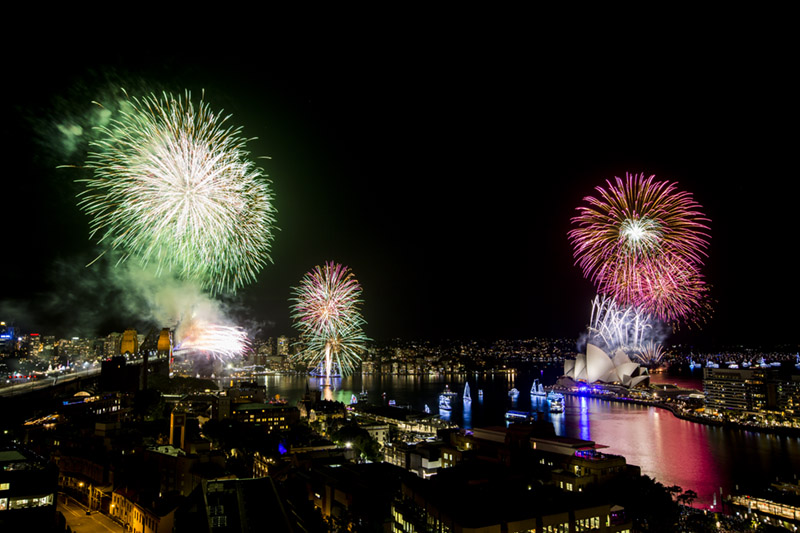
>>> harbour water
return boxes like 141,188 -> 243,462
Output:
242,366 -> 800,508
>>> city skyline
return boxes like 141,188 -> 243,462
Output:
3,47 -> 797,349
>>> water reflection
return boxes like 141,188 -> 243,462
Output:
550,411 -> 564,435
239,369 -> 800,508
578,396 -> 590,441
530,394 -> 547,414
462,398 -> 472,429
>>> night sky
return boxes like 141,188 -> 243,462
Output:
3,40 -> 798,349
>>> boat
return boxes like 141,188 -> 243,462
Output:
531,379 -> 546,396
505,410 -> 535,422
424,404 -> 431,414
358,388 -> 368,402
463,382 -> 472,402
441,384 -> 458,397
438,384 -> 457,411
478,389 -> 484,398
350,394 -> 358,404
439,394 -> 452,411
508,388 -> 519,399
547,391 -> 565,413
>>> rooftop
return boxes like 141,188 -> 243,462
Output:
235,402 -> 295,411
0,447 -> 49,471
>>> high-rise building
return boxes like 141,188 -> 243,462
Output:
777,375 -> 800,416
703,367 -> 773,412
41,336 -> 55,362
277,336 -> 289,357
0,322 -> 15,353
103,332 -> 122,358
24,334 -> 42,358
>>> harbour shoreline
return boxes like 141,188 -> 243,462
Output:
552,387 -> 800,438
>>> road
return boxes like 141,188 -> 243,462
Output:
57,494 -> 123,533
0,368 -> 101,397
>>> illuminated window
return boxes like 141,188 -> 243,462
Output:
0,483 -> 9,491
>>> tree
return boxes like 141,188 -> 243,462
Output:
677,489 -> 697,508
332,422 -> 383,463
684,512 -> 717,533
666,485 -> 683,501
592,475 -> 680,533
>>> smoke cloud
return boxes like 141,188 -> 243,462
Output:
1,250 -> 266,345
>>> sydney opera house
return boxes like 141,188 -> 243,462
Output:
562,344 -> 650,388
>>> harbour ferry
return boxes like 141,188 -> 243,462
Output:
546,391 -> 565,413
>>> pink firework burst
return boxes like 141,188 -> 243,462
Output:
290,261 -> 368,379
290,261 -> 364,338
569,172 -> 711,323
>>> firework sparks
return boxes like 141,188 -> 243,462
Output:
290,262 -> 367,379
633,341 -> 666,367
588,295 -> 655,353
174,320 -> 250,360
77,90 -> 276,294
569,172 -> 711,323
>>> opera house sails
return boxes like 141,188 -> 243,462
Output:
563,344 -> 650,388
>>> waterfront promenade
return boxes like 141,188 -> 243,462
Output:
550,384 -> 800,438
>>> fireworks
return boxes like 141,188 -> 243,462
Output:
628,252 -> 711,324
569,172 -> 710,323
173,320 -> 250,360
78,90 -> 276,294
290,262 -> 367,379
588,295 -> 654,353
632,341 -> 666,367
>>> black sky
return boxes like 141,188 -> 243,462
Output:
3,36 -> 798,349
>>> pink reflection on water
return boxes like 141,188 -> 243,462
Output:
563,397 -> 723,508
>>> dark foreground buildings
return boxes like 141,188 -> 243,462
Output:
1,353 -> 657,532
0,445 -> 58,531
